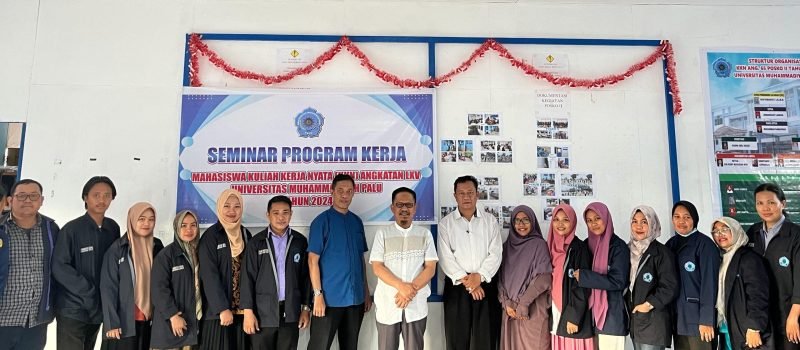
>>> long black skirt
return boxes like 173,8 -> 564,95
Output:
198,314 -> 249,350
100,321 -> 151,350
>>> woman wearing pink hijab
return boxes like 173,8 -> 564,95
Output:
549,204 -> 595,350
574,202 -> 631,350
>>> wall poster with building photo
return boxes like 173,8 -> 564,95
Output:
560,173 -> 594,197
467,113 -> 501,136
477,176 -> 501,201
703,50 -> 800,217
440,139 -> 473,163
543,197 -> 571,221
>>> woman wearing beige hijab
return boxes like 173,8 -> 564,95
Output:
710,217 -> 771,350
100,202 -> 164,350
198,189 -> 253,350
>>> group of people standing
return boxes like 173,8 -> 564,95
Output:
1,173 -> 799,350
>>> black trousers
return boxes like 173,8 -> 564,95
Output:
100,320 -> 151,350
251,303 -> 299,350
199,314 -> 249,350
56,315 -> 101,350
0,323 -> 48,350
674,335 -> 716,350
443,277 -> 501,350
775,334 -> 800,350
307,304 -> 365,350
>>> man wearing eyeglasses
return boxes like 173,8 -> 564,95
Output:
0,179 -> 60,350
369,187 -> 438,350
52,176 -> 119,350
438,175 -> 503,350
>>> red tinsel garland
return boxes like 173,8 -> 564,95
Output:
188,33 -> 683,114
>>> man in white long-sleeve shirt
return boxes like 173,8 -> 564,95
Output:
438,175 -> 503,350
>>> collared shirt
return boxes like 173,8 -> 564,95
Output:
761,215 -> 785,249
307,208 -> 368,307
0,215 -> 45,327
438,207 -> 503,284
369,223 -> 438,325
268,226 -> 290,301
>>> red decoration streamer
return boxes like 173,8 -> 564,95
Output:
188,33 -> 682,114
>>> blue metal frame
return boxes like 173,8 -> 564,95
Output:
182,33 -> 681,301
16,123 -> 27,181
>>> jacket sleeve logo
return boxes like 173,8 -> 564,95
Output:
294,253 -> 301,263
567,268 -> 575,278
780,256 -> 790,267
684,261 -> 696,272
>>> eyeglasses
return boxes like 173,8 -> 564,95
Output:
514,218 -> 531,225
14,193 -> 41,201
394,202 -> 415,209
711,227 -> 732,236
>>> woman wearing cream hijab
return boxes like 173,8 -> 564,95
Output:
100,202 -> 164,350
711,217 -> 771,350
198,189 -> 253,350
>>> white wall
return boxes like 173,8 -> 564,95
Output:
2,0 -> 800,349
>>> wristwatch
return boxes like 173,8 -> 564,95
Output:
313,289 -> 324,296
302,305 -> 311,312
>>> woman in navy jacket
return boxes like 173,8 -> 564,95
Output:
712,217 -> 772,350
150,210 -> 202,349
100,202 -> 164,350
626,205 -> 679,350
745,183 -> 800,349
574,202 -> 630,350
198,189 -> 253,350
665,200 -> 720,350
549,204 -> 595,350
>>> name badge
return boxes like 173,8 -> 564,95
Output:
172,265 -> 185,272
217,243 -> 227,250
258,249 -> 269,255
80,246 -> 94,253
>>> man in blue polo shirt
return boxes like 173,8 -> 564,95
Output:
307,174 -> 372,350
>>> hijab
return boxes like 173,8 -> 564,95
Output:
711,216 -> 749,325
628,205 -> 662,292
584,202 -> 614,331
174,210 -> 203,320
216,189 -> 245,257
672,200 -> 700,235
548,204 -> 577,312
127,202 -> 156,320
501,205 -> 552,302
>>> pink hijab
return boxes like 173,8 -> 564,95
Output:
584,202 -> 614,331
548,204 -> 577,312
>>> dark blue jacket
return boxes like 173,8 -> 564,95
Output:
665,231 -> 721,336
721,247 -> 772,350
100,234 -> 164,338
150,242 -> 199,349
53,213 -> 120,324
0,213 -> 60,326
578,234 -> 631,336
198,222 -> 252,319
554,238 -> 594,339
625,241 -> 679,347
240,228 -> 311,328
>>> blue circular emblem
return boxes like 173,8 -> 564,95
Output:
294,253 -> 301,263
568,268 -> 575,278
780,256 -> 790,267
684,261 -> 696,272
295,107 -> 325,138
713,57 -> 732,78
643,272 -> 653,283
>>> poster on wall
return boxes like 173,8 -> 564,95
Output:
440,139 -> 473,163
467,113 -> 501,136
177,88 -> 437,225
704,50 -> 800,217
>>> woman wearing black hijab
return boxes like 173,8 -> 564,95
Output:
665,201 -> 720,350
